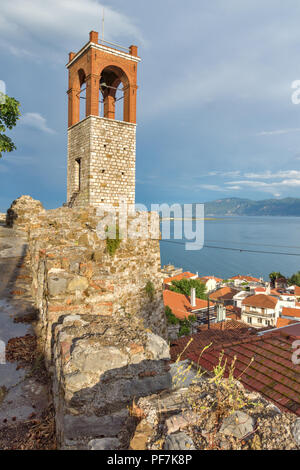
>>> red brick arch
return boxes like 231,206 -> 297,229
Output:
99,65 -> 130,120
67,31 -> 139,126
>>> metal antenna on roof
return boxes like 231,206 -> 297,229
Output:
102,7 -> 105,42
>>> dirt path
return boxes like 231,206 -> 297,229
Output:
0,217 -> 56,449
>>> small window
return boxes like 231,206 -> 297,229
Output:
75,158 -> 81,191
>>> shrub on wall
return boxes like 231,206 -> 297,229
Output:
165,306 -> 180,325
105,225 -> 121,256
145,280 -> 155,301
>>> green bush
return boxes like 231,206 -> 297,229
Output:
105,225 -> 121,256
165,308 -> 197,336
178,320 -> 191,337
165,306 -> 180,325
188,314 -> 197,323
169,278 -> 207,300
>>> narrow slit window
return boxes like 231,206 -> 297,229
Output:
75,158 -> 81,191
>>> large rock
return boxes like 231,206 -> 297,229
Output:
88,438 -> 120,450
63,410 -> 128,439
164,432 -> 196,450
220,411 -> 255,439
165,411 -> 199,434
67,276 -> 89,293
292,418 -> 300,446
130,420 -> 154,450
6,195 -> 45,228
48,271 -> 69,296
146,332 -> 170,360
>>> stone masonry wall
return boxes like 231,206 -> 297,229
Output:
7,196 -> 169,449
67,116 -> 136,207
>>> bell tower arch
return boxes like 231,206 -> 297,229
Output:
66,31 -> 140,207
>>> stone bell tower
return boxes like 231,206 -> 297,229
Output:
66,31 -> 140,207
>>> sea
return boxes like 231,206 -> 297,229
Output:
159,216 -> 300,281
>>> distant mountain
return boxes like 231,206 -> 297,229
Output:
203,197 -> 300,216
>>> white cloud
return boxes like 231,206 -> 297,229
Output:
256,128 -> 300,136
194,168 -> 300,196
20,112 -> 55,134
198,184 -> 228,192
140,2 -> 300,118
244,170 -> 300,179
0,0 -> 144,62
225,177 -> 300,196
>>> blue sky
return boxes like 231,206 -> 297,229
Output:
1,0 -> 300,211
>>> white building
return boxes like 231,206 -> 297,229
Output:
241,294 -> 280,328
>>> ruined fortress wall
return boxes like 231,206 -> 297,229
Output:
7,197 -> 169,449
67,116 -> 136,207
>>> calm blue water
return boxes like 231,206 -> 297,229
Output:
160,217 -> 300,280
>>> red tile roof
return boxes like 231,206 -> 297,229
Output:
281,307 -> 300,319
276,318 -> 298,328
226,305 -> 242,320
242,294 -> 278,309
172,324 -> 300,416
254,287 -> 266,293
163,290 -> 209,320
163,272 -> 197,284
230,275 -> 261,283
295,286 -> 300,297
199,276 -> 223,283
170,320 -> 255,361
209,287 -> 238,301
270,289 -> 282,296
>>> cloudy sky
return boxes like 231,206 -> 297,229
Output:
1,0 -> 300,211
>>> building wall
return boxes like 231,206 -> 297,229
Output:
67,116 -> 136,207
67,116 -> 92,206
241,306 -> 278,327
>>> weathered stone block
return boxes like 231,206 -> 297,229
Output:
63,410 -> 129,439
164,432 -> 196,450
220,411 -> 255,439
67,276 -> 89,292
88,438 -> 120,450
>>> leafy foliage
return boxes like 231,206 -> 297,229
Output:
178,320 -> 191,337
288,271 -> 300,287
269,271 -> 284,282
0,94 -> 20,158
165,306 -> 179,325
105,225 -> 121,256
165,306 -> 197,337
169,278 -> 207,300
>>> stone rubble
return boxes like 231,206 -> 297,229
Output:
132,372 -> 300,451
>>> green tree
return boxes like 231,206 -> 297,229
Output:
169,278 -> 207,300
288,271 -> 300,287
269,272 -> 284,282
0,94 -> 21,158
